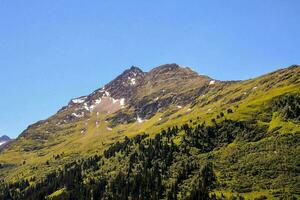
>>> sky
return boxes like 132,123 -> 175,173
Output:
0,0 -> 299,138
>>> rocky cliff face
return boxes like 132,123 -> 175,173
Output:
107,64 -> 212,125
55,64 -> 212,125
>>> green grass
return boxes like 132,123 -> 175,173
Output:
46,188 -> 68,200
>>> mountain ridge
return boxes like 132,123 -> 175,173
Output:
9,64 -> 300,142
19,63 -> 213,138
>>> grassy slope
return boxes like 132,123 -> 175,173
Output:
0,66 -> 299,199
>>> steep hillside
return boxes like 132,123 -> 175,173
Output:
0,64 -> 299,200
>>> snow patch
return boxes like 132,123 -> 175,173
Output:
177,105 -> 182,109
83,103 -> 90,111
0,141 -> 7,146
120,98 -> 125,107
81,94 -> 125,113
89,105 -> 95,111
95,98 -> 102,104
130,78 -> 136,85
105,91 -> 110,96
101,90 -> 110,97
72,112 -> 84,118
137,116 -> 144,123
209,80 -> 216,85
99,86 -> 106,92
111,98 -> 125,107
72,97 -> 87,104
112,98 -> 118,104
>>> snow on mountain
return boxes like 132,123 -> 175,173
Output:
0,135 -> 11,146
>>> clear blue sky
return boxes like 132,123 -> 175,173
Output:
0,0 -> 299,138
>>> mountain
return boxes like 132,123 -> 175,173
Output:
0,135 -> 12,152
0,64 -> 299,200
0,135 -> 11,146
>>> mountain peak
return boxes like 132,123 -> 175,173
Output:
0,135 -> 11,146
147,63 -> 205,83
101,66 -> 145,99
0,135 -> 10,141
154,63 -> 180,70
120,65 -> 144,77
129,65 -> 143,72
61,63 -> 213,125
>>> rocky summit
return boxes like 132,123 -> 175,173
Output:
0,135 -> 11,146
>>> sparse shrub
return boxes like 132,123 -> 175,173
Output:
254,195 -> 267,200
220,112 -> 224,117
227,108 -> 233,114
